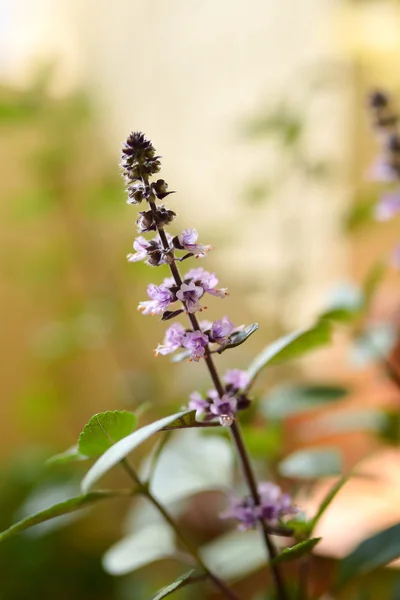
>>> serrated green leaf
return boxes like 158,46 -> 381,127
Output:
246,320 -> 332,389
81,411 -> 191,493
46,445 -> 88,466
271,538 -> 321,565
162,410 -> 218,430
0,492 -> 124,543
151,570 -> 204,600
337,523 -> 400,589
261,385 -> 348,419
78,411 -> 137,458
279,448 -> 342,479
217,323 -> 259,353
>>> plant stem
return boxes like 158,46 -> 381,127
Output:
119,458 -> 243,600
148,198 -> 289,600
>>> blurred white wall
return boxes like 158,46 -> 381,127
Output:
2,0 -> 352,326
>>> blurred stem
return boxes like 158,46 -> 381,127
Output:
148,196 -> 289,600
119,458 -> 243,600
297,557 -> 309,600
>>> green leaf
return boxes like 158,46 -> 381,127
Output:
337,523 -> 400,589
279,448 -> 342,479
81,411 -> 191,493
46,445 -> 88,466
261,385 -> 348,419
310,473 -> 349,534
271,538 -> 321,566
103,521 -> 176,575
151,570 -> 204,600
201,530 -> 266,581
307,409 -> 389,437
161,410 -> 218,430
363,262 -> 386,310
78,410 -> 137,458
0,492 -> 123,542
351,323 -> 396,367
319,283 -> 363,323
147,431 -> 234,504
217,323 -> 259,353
246,320 -> 332,388
344,193 -> 377,232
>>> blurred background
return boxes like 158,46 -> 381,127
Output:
2,1 -> 400,599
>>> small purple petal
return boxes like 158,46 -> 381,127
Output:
224,369 -> 250,391
211,317 -> 235,345
375,191 -> 400,221
176,282 -> 204,313
182,330 -> 209,361
155,322 -> 186,356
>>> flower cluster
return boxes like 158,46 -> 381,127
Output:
188,369 -> 251,426
121,132 -> 253,429
155,317 -> 242,361
368,90 -> 400,267
221,483 -> 297,531
138,268 -> 228,316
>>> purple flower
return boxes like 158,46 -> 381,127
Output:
209,394 -> 237,426
138,283 -> 174,315
221,482 -> 297,531
182,330 -> 209,361
221,498 -> 258,531
188,391 -> 211,420
210,317 -> 235,345
199,319 -> 213,332
176,228 -> 212,257
224,369 -> 250,391
369,156 -> 399,183
256,483 -> 297,525
185,267 -> 228,298
127,236 -> 149,262
375,191 -> 400,221
176,281 -> 204,313
155,323 -> 186,356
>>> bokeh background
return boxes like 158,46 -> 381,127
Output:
2,1 -> 400,599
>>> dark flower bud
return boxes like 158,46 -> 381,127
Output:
155,206 -> 176,228
146,240 -> 166,267
151,179 -> 175,200
121,132 -> 161,183
236,394 -> 252,411
369,90 -> 389,109
127,181 -> 151,204
137,210 -> 157,233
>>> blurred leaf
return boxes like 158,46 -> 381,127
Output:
217,323 -> 259,353
319,283 -> 363,323
201,530 -> 266,581
310,473 -> 349,534
337,523 -> 400,589
279,448 -> 342,479
81,411 -> 191,493
307,409 -> 389,437
146,431 -> 234,504
46,446 -> 87,466
261,385 -> 348,419
102,522 -> 175,576
271,538 -> 321,565
246,320 -> 332,388
151,570 -> 204,600
350,323 -> 397,367
363,262 -> 386,310
162,410 -> 217,430
345,193 -> 377,232
0,491 -> 123,543
241,423 -> 283,460
78,411 -> 137,458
